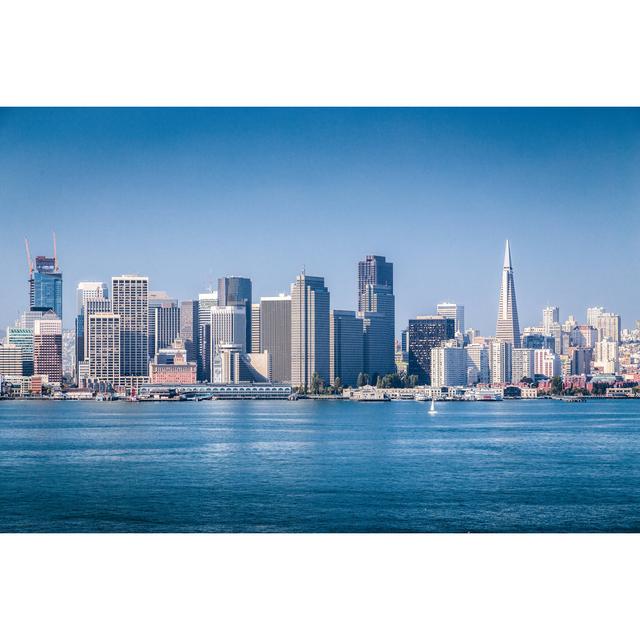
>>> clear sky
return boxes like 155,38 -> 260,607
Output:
1,108 -> 639,334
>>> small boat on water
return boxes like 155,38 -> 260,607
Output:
414,393 -> 428,402
428,398 -> 437,415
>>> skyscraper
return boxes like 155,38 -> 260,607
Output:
251,303 -> 261,353
495,240 -> 521,348
27,236 -> 63,320
197,291 -> 218,382
358,255 -> 393,306
436,303 -> 465,335
512,348 -> 535,383
6,326 -> 34,375
218,277 -> 252,351
291,273 -> 330,389
179,300 -> 199,365
489,339 -> 512,384
260,294 -> 292,382
431,341 -> 467,387
465,343 -> 490,385
33,311 -> 63,383
148,292 -> 178,360
153,305 -> 181,356
0,343 -> 23,377
211,305 -> 247,376
111,275 -> 149,378
357,255 -> 395,378
407,316 -> 455,384
87,312 -> 121,385
330,310 -> 364,387
75,282 -> 108,383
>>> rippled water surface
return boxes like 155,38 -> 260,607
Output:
1,399 -> 639,532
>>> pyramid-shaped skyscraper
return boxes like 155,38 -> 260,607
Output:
495,240 -> 521,347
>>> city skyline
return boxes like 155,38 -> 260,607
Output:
3,233 -> 637,337
1,108 -> 639,333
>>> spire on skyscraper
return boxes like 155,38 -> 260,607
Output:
496,239 -> 521,347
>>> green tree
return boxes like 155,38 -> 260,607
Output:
357,372 -> 369,387
310,372 -> 325,395
405,374 -> 418,388
333,377 -> 343,393
550,376 -> 563,395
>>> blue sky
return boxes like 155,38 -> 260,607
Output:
1,108 -> 638,333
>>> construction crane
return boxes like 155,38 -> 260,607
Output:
53,231 -> 59,272
24,237 -> 33,276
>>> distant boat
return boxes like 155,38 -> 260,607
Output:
428,398 -> 437,415
414,393 -> 428,402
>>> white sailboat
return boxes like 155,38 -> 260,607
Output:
428,398 -> 437,415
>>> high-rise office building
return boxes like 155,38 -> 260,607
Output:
111,275 -> 149,377
359,311 -> 390,381
430,341 -> 467,387
33,311 -> 62,383
87,312 -> 121,385
211,305 -> 247,356
153,305 -> 181,356
489,339 -> 512,384
27,236 -> 63,320
511,348 -> 535,383
197,292 -> 218,381
290,273 -> 330,389
436,303 -> 465,335
148,292 -> 178,360
218,277 -> 252,352
251,303 -> 261,353
358,255 -> 393,306
407,316 -> 455,384
465,343 -> 490,385
0,343 -> 23,377
75,282 -> 108,382
358,255 -> 395,378
495,240 -> 521,347
260,294 -> 292,382
6,326 -> 34,375
83,298 -> 112,361
179,300 -> 199,365
542,306 -> 559,334
330,310 -> 364,387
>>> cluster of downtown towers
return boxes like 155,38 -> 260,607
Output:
12,240 -> 557,390
19,250 -> 409,389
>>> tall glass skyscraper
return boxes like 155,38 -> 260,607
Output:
30,255 -> 63,320
357,255 -> 395,378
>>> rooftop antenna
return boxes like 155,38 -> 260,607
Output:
24,238 -> 33,276
53,231 -> 59,272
